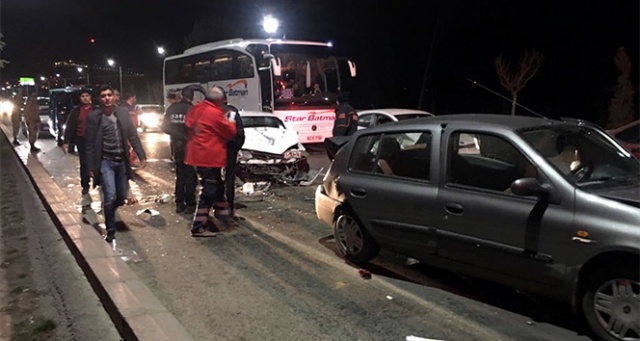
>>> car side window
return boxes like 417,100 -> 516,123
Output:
377,114 -> 393,125
358,114 -> 372,129
448,132 -> 536,192
348,134 -> 381,173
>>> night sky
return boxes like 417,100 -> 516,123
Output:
1,0 -> 638,125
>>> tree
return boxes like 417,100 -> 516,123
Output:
494,50 -> 543,115
0,33 -> 9,69
606,47 -> 635,129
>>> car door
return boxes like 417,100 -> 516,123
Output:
340,129 -> 440,259
435,128 -> 570,286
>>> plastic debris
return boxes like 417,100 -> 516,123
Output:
136,208 -> 160,216
242,182 -> 254,196
156,193 -> 172,203
358,269 -> 372,279
386,295 -> 393,300
406,336 -> 444,341
407,257 -> 420,266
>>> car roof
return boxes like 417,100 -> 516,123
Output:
357,108 -> 434,116
238,110 -> 281,118
360,113 -> 576,132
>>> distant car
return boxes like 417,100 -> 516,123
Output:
607,119 -> 639,159
316,114 -> 639,341
136,104 -> 164,132
357,108 -> 434,130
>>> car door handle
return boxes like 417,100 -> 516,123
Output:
444,203 -> 464,215
350,187 -> 367,198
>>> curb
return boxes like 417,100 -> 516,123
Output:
0,125 -> 193,341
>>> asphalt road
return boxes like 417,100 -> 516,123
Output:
10,126 -> 597,341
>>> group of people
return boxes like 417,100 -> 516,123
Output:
162,85 -> 245,237
10,90 -> 42,152
48,83 -> 246,245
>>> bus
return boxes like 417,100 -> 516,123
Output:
163,38 -> 357,144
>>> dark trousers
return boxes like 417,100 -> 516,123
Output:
225,150 -> 238,214
76,138 -> 90,194
191,167 -> 227,232
175,161 -> 196,206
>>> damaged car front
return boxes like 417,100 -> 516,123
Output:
236,112 -> 310,184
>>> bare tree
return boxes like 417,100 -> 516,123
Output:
606,47 -> 635,129
495,50 -> 543,115
0,33 -> 9,69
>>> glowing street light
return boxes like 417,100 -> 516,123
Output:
107,59 -> 123,92
263,15 -> 279,35
157,46 -> 166,55
77,67 -> 90,85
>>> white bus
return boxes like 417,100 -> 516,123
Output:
163,38 -> 357,144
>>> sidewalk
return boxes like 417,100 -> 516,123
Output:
0,124 -> 193,341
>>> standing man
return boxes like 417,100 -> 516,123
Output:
11,90 -> 24,145
62,89 -> 96,208
85,85 -> 147,246
23,94 -> 42,152
161,87 -> 197,214
120,92 -> 138,165
185,86 -> 236,237
215,86 -> 245,219
331,91 -> 358,137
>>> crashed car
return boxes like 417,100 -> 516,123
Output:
316,114 -> 639,341
236,111 -> 310,184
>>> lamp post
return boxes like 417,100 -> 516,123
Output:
77,67 -> 90,86
262,15 -> 279,37
107,59 -> 123,92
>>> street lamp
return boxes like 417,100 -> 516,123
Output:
77,67 -> 90,85
263,15 -> 279,35
157,46 -> 165,55
40,76 -> 50,89
107,58 -> 123,92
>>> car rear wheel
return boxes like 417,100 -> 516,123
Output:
333,211 -> 379,264
582,265 -> 640,341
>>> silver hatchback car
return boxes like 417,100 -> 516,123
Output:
316,114 -> 639,341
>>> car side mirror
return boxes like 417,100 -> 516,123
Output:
511,177 -> 548,197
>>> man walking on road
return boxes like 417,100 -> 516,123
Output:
11,90 -> 24,146
215,86 -> 245,219
161,87 -> 197,214
23,93 -> 42,152
62,89 -> 97,208
85,85 -> 147,246
185,86 -> 236,237
120,92 -> 139,165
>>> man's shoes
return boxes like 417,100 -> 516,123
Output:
175,202 -> 186,213
191,228 -> 216,238
103,235 -> 117,251
30,146 -> 41,153
183,205 -> 196,215
12,139 -> 20,146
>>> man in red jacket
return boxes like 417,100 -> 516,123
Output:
185,86 -> 237,237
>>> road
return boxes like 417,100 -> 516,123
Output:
9,126 -> 596,341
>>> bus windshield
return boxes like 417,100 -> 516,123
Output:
270,44 -> 340,110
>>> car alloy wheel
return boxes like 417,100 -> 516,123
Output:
333,211 -> 378,264
583,266 -> 640,341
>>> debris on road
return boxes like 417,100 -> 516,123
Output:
406,336 -> 445,341
136,208 -> 160,216
358,269 -> 372,280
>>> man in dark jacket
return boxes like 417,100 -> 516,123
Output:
85,85 -> 147,246
331,92 -> 358,137
161,87 -> 197,214
62,89 -> 97,208
215,86 -> 245,218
